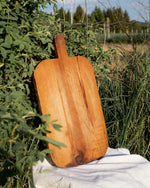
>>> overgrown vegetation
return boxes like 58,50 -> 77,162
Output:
0,1 -> 150,187
97,50 -> 150,160
0,1 -> 64,187
100,33 -> 150,44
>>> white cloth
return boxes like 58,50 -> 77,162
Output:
31,148 -> 150,188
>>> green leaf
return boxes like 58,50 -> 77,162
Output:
41,149 -> 54,154
35,134 -> 66,148
6,26 -> 12,33
1,15 -> 18,21
0,39 -> 4,43
52,124 -> 62,132
9,22 -> 18,28
10,30 -> 19,40
28,63 -> 34,77
14,39 -> 21,46
39,169 -> 52,173
50,119 -> 57,124
47,43 -> 53,53
0,112 -> 12,120
1,42 -> 10,48
22,111 -> 36,119
19,43 -> 24,51
9,53 -> 15,63
41,114 -> 51,123
0,21 -> 6,26
0,28 -> 4,34
0,62 -> 4,68
0,46 -> 7,58
1,35 -> 13,49
5,34 -> 12,45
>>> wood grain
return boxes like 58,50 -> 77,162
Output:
33,35 -> 108,168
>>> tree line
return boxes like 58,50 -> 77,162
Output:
55,5 -> 130,23
55,5 -> 149,33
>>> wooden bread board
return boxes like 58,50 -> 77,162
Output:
33,35 -> 108,168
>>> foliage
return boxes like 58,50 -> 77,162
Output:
97,49 -> 150,160
0,1 -> 64,187
73,5 -> 86,23
55,7 -> 64,20
98,33 -> 150,44
62,23 -> 113,79
65,10 -> 71,23
123,10 -> 130,22
89,6 -> 105,23
1,0 -> 57,14
55,5 -> 130,24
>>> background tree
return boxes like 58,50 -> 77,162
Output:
105,8 -> 115,32
90,6 -> 105,22
74,5 -> 85,23
56,7 -> 65,20
123,10 -> 130,32
115,7 -> 124,21
106,8 -> 114,22
123,10 -> 130,22
107,7 -> 130,32
66,10 -> 71,22
114,7 -> 126,32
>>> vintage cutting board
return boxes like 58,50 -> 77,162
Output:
33,35 -> 108,168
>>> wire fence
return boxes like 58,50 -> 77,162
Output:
57,19 -> 150,47
41,16 -> 149,34
60,18 -> 150,37
40,17 -> 150,61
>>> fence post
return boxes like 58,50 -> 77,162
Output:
71,0 -> 73,24
131,29 -> 133,33
59,23 -> 62,32
106,17 -> 110,39
103,23 -> 106,45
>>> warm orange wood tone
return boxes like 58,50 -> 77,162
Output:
33,35 -> 108,168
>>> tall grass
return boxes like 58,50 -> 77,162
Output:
96,48 -> 150,160
97,33 -> 150,44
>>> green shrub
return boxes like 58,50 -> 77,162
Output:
62,23 -> 113,80
0,1 -> 65,187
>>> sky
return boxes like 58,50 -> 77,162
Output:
44,0 -> 149,22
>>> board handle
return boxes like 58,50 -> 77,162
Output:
53,35 -> 68,61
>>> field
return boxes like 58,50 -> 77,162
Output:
102,43 -> 149,53
101,43 -> 149,69
95,42 -> 150,161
